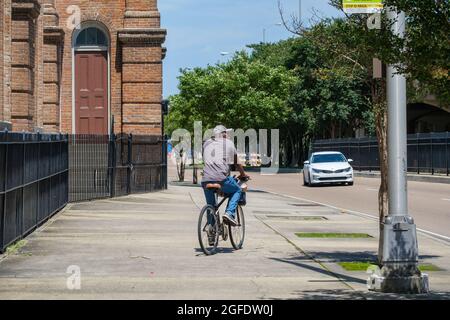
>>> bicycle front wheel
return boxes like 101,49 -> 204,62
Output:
198,205 -> 219,255
229,205 -> 245,250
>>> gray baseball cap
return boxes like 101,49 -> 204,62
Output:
213,125 -> 233,135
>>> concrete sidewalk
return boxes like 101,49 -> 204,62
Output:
0,183 -> 449,299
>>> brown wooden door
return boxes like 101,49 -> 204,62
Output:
75,51 -> 108,134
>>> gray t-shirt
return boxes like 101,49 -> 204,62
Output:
202,137 -> 239,182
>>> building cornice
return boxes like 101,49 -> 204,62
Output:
124,10 -> 160,19
118,28 -> 167,45
43,27 -> 65,42
12,0 -> 41,19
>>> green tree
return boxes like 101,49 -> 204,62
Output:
249,36 -> 372,166
166,52 -> 296,135
165,52 -> 297,180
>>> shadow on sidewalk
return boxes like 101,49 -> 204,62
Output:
269,289 -> 450,300
300,251 -> 441,263
194,247 -> 237,256
269,257 -> 367,285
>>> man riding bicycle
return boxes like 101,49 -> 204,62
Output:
201,125 -> 250,227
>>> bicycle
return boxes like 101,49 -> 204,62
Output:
197,176 -> 249,255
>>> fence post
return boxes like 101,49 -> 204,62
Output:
430,133 -> 434,175
109,133 -> 116,198
417,133 -> 420,175
446,132 -> 449,177
357,138 -> 361,172
162,135 -> 167,190
36,132 -> 41,223
1,130 -> 9,251
65,134 -> 69,205
127,134 -> 132,195
20,132 -> 26,237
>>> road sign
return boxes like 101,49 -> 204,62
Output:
343,0 -> 383,14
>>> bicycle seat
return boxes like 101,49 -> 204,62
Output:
206,183 -> 221,190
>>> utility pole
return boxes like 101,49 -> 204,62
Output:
299,0 -> 302,22
262,23 -> 282,43
368,7 -> 429,294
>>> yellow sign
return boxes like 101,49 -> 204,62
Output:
343,0 -> 383,14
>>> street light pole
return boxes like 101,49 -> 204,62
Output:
262,23 -> 282,43
368,7 -> 429,294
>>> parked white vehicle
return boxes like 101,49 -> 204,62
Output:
303,152 -> 354,187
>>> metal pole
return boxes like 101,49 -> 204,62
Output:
446,132 -> 449,176
299,0 -> 302,22
1,130 -> 9,252
263,28 -> 266,43
387,9 -> 408,217
127,134 -> 132,195
417,133 -> 420,174
369,7 -> 428,294
431,135 -> 434,175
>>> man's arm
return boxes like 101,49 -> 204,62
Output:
234,154 -> 249,179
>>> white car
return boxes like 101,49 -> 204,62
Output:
303,152 -> 354,187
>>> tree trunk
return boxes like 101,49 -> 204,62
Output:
176,150 -> 186,182
289,130 -> 299,167
372,79 -> 388,264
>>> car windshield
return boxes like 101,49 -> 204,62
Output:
312,154 -> 346,163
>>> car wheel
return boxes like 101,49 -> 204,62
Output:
303,175 -> 309,186
348,182 -> 354,186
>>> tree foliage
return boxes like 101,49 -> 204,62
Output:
165,52 -> 296,135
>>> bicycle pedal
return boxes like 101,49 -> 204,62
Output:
222,226 -> 228,241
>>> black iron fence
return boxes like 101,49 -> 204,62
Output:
312,132 -> 450,175
1,132 -> 167,253
69,134 -> 167,202
0,132 -> 69,253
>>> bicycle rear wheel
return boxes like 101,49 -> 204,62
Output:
198,205 -> 219,255
229,205 -> 245,250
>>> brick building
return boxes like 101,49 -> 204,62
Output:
0,0 -> 166,135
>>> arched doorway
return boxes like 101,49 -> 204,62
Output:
73,24 -> 110,134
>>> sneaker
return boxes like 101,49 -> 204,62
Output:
223,213 -> 238,226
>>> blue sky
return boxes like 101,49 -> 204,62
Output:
159,0 -> 343,98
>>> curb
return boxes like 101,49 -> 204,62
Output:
354,172 -> 450,185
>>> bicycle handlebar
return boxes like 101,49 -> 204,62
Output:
233,175 -> 251,182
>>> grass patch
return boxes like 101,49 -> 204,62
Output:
295,232 -> 373,238
267,216 -> 326,221
339,261 -> 377,271
338,261 -> 443,272
419,264 -> 443,272
5,240 -> 28,255
298,217 -> 327,221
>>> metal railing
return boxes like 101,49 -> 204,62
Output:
69,134 -> 167,202
312,132 -> 450,176
0,132 -> 69,252
112,134 -> 167,197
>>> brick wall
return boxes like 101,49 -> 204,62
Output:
10,0 -> 40,132
1,0 -> 166,134
1,0 -> 12,128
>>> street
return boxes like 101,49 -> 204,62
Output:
249,173 -> 450,239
